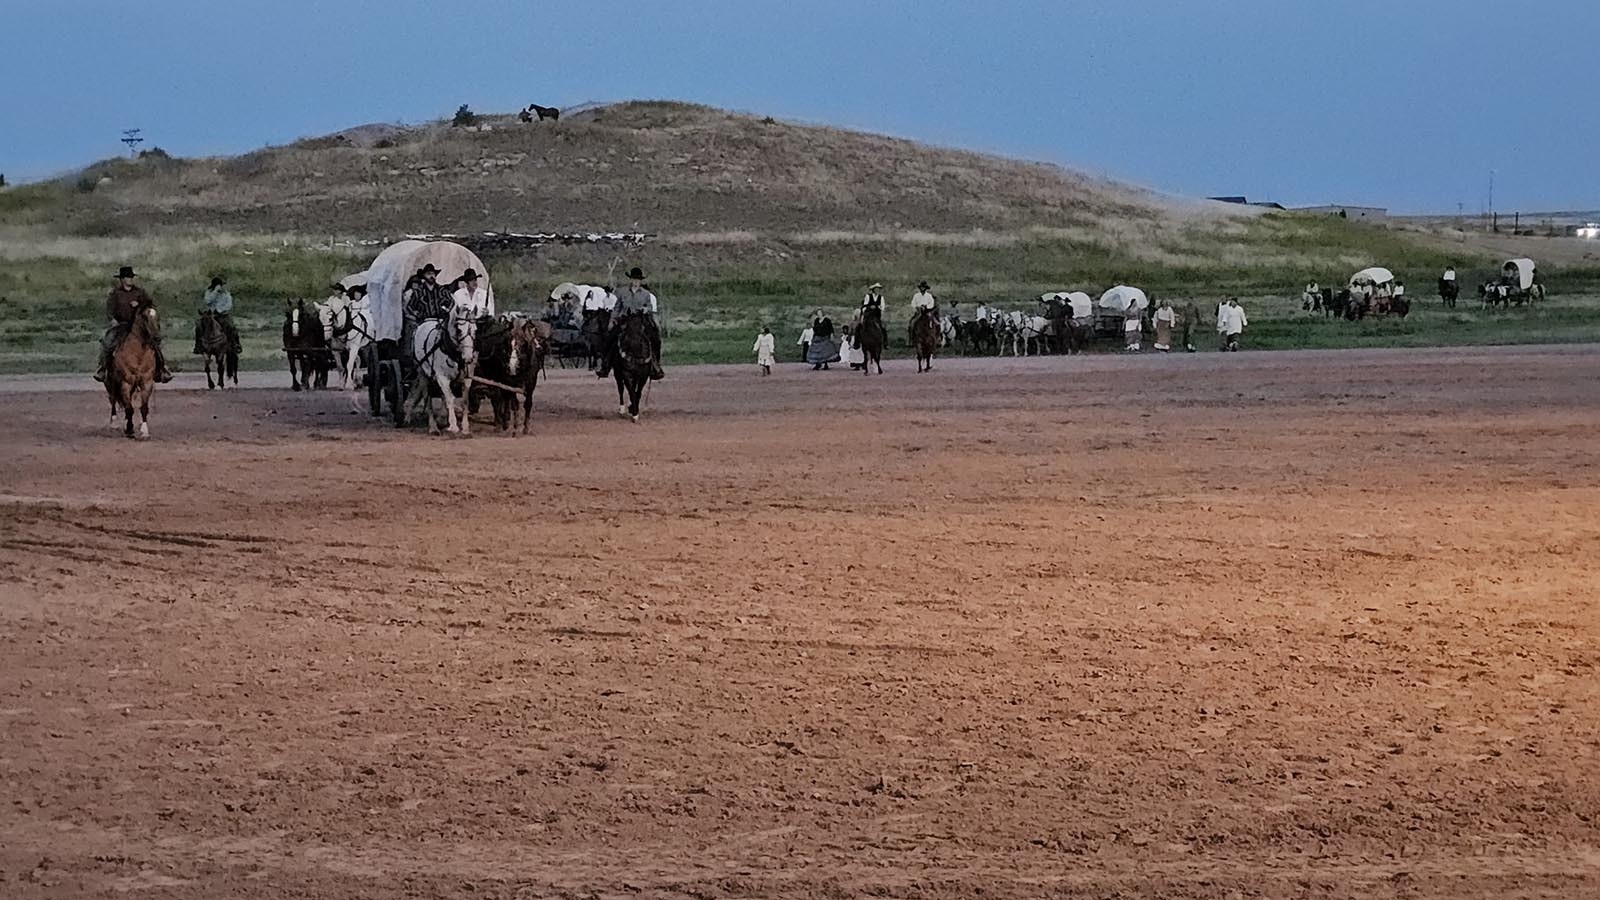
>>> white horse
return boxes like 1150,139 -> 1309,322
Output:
318,295 -> 374,391
406,303 -> 480,435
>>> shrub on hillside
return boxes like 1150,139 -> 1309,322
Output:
75,175 -> 99,194
139,147 -> 172,160
452,105 -> 478,128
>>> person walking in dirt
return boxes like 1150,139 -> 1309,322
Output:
96,265 -> 172,383
1180,299 -> 1202,352
1220,298 -> 1248,351
753,326 -> 776,376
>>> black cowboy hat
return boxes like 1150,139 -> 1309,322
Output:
420,264 -> 441,276
117,266 -> 137,279
209,275 -> 226,287
626,267 -> 645,280
462,267 -> 480,281
347,284 -> 368,296
917,280 -> 930,290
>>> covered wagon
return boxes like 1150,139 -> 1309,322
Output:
360,240 -> 494,424
1095,286 -> 1148,337
1494,258 -> 1544,304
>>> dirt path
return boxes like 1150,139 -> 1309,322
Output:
3,347 -> 1599,898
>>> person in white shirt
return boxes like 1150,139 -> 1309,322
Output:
451,268 -> 491,319
797,323 -> 813,363
861,282 -> 886,320
909,280 -> 938,342
1303,281 -> 1321,311
1442,267 -> 1456,283
1439,266 -> 1459,308
974,302 -> 993,322
752,326 -> 776,376
1222,298 -> 1247,351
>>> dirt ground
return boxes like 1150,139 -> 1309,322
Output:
3,347 -> 1599,899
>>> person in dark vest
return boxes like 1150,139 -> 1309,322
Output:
96,266 -> 172,383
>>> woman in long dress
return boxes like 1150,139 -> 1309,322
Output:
807,314 -> 839,370
753,326 -> 776,376
1123,304 -> 1142,352
1153,300 -> 1174,352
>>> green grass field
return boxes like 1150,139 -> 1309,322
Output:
3,211 -> 1600,374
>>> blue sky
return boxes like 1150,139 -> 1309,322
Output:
3,0 -> 1596,213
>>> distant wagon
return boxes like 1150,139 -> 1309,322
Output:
361,240 -> 495,425
1095,286 -> 1148,337
1348,266 -> 1405,318
1499,258 -> 1544,304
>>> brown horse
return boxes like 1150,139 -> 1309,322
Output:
195,310 -> 239,389
856,309 -> 886,375
106,305 -> 160,439
910,309 -> 940,373
478,317 -> 548,434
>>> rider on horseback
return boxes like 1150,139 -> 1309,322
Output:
860,282 -> 885,321
909,280 -> 939,343
596,267 -> 665,381
193,275 -> 242,356
96,266 -> 172,384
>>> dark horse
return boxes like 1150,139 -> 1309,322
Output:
476,317 -> 547,435
910,309 -> 940,373
282,299 -> 330,391
529,103 -> 560,121
581,308 -> 611,370
856,308 -> 886,375
195,310 -> 239,390
609,312 -> 654,422
106,305 -> 160,439
1438,278 -> 1459,309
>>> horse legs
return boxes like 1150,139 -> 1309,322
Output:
137,391 -> 150,440
629,378 -> 642,422
204,356 -> 216,390
344,341 -> 364,392
615,372 -> 629,418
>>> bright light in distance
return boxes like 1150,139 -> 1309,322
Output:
1578,225 -> 1600,239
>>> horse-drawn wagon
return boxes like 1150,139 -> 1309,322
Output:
1496,258 -> 1544,305
1347,267 -> 1409,318
359,240 -> 495,426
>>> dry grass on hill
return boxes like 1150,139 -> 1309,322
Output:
44,101 -> 1249,238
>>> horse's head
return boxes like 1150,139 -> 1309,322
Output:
139,305 -> 162,340
449,305 -> 480,362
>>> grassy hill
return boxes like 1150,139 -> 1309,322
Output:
2,101 -> 1598,373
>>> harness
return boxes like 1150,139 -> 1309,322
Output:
331,304 -> 375,343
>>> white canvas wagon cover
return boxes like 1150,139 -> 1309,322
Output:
1350,267 -> 1395,287
363,240 -> 494,341
1503,258 -> 1536,290
1097,285 -> 1149,313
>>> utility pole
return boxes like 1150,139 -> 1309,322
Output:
120,128 -> 144,156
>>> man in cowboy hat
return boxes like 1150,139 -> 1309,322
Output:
97,265 -> 172,383
451,267 -> 490,319
860,282 -> 886,319
909,279 -> 939,341
194,275 -> 241,356
596,266 -> 664,380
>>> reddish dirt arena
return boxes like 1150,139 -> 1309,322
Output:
2,347 -> 1599,899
